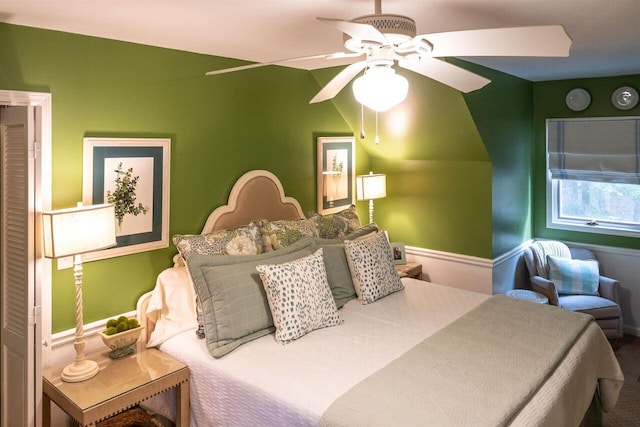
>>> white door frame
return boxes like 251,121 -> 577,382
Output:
0,89 -> 52,427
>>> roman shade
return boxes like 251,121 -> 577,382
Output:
548,117 -> 640,184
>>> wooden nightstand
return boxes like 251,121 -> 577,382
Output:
43,344 -> 189,427
395,262 -> 423,280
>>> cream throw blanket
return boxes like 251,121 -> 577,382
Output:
320,295 -> 595,427
529,240 -> 572,278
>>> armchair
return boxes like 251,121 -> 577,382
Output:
523,241 -> 623,343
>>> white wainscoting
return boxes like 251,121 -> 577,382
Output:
492,240 -> 534,295
45,310 -> 136,369
405,245 -> 494,295
46,241 -> 639,365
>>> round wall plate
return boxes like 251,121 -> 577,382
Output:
566,88 -> 591,111
612,86 -> 638,110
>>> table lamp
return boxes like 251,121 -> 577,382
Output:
42,203 -> 116,382
356,172 -> 386,224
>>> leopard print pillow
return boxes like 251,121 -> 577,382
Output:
344,232 -> 404,304
256,249 -> 343,343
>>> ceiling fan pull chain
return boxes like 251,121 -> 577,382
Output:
375,111 -> 380,145
360,104 -> 366,139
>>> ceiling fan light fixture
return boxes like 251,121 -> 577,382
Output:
353,65 -> 409,112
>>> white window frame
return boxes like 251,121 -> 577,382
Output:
546,116 -> 640,238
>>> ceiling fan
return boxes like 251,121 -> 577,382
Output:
206,0 -> 571,110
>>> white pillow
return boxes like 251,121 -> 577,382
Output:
145,267 -> 198,347
256,249 -> 343,343
344,232 -> 404,304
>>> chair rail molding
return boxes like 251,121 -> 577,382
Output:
406,245 -> 493,295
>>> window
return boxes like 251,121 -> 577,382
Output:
547,117 -> 640,237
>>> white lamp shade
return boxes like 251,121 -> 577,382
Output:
42,204 -> 117,258
353,66 -> 409,112
357,173 -> 387,201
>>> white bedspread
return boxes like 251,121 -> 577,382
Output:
146,279 -> 622,427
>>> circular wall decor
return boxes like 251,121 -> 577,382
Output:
565,88 -> 591,111
611,86 -> 638,110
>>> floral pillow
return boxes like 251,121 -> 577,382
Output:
260,218 -> 319,250
309,205 -> 362,239
173,222 -> 264,261
344,232 -> 404,304
256,249 -> 343,343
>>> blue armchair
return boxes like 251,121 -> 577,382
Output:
523,241 -> 623,345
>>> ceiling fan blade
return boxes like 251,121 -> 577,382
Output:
424,25 -> 571,58
399,57 -> 491,93
309,61 -> 368,104
317,17 -> 388,45
206,52 -> 363,76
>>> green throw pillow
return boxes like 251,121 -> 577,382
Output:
259,218 -> 319,250
311,238 -> 357,308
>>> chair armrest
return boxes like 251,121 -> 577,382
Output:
531,276 -> 560,306
598,276 -> 621,304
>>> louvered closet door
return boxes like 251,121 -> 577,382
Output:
1,106 -> 40,427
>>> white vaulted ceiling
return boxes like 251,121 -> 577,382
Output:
1,0 -> 639,82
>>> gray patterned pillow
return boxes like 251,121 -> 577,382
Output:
260,218 -> 319,250
344,232 -> 404,304
256,249 -> 343,343
173,222 -> 264,260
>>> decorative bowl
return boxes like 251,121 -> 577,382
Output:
99,326 -> 143,359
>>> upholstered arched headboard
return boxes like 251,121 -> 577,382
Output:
201,169 -> 305,233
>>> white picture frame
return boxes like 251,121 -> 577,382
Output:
82,137 -> 170,261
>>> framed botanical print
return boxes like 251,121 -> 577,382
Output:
316,136 -> 355,215
82,137 -> 170,261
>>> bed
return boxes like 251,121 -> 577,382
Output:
136,169 -> 624,426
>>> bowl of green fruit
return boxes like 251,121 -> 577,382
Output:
99,316 -> 142,359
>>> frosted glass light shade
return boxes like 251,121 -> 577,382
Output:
353,66 -> 408,112
357,173 -> 387,201
42,203 -> 117,258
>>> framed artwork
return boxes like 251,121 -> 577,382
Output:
390,242 -> 406,265
82,137 -> 170,261
316,136 -> 355,215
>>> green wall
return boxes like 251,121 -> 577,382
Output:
314,59 -> 534,259
460,60 -> 534,257
0,23 -> 354,332
2,23 -> 536,331
313,64 -> 494,258
533,74 -> 640,250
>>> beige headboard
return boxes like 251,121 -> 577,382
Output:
201,169 -> 305,232
171,169 -> 305,267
